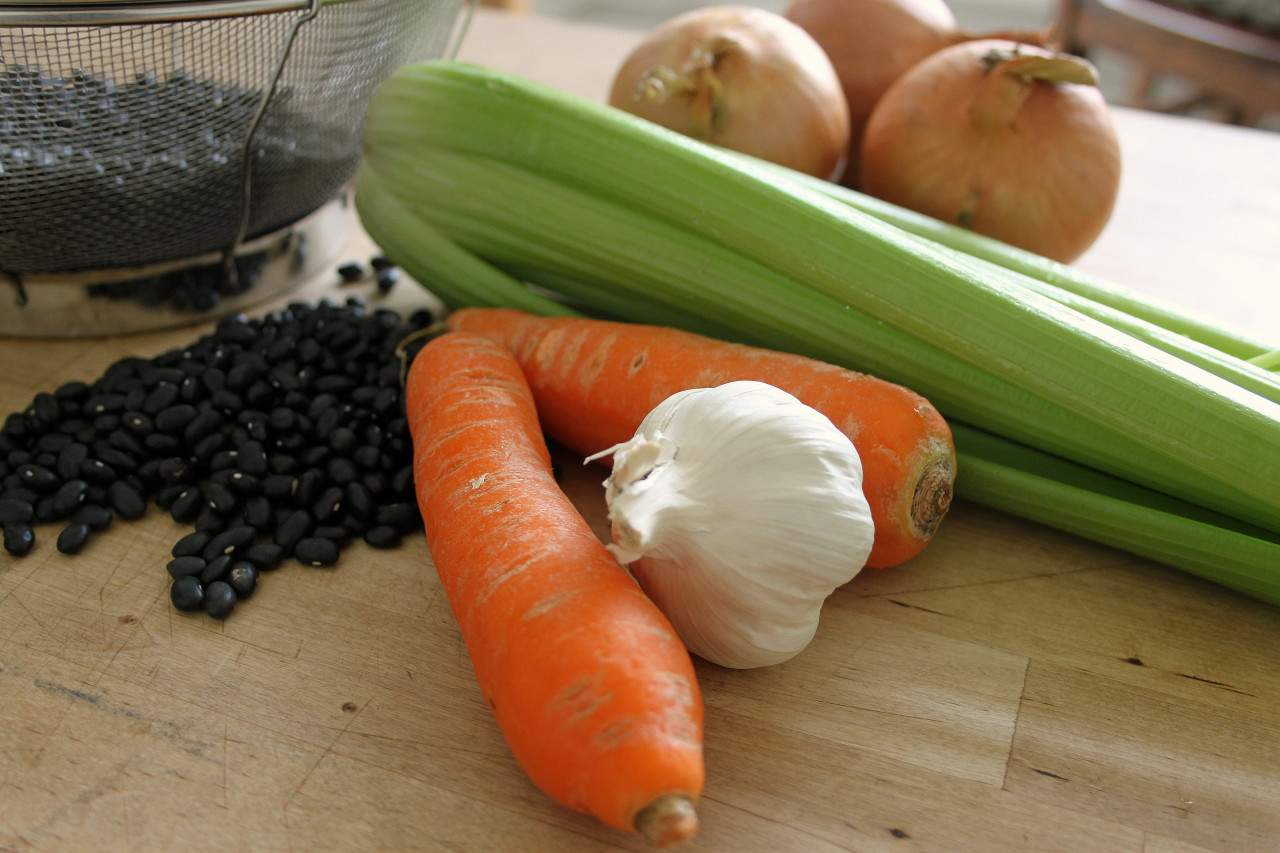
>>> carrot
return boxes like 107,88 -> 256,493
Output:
405,331 -> 705,846
447,307 -> 956,568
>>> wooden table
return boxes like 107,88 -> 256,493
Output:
2,10 -> 1279,853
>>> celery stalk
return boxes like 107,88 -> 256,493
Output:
359,138 -> 1280,535
952,423 -> 1280,606
747,159 -> 1277,361
361,62 -> 1280,528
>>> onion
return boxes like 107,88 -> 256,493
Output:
608,5 -> 851,181
784,0 -> 1047,188
858,40 -> 1121,264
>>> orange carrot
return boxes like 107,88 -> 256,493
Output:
405,331 -> 704,846
448,307 -> 956,568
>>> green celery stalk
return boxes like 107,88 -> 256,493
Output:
361,61 -> 1280,528
358,139 -> 1280,535
746,158 -> 1277,361
354,163 -> 581,318
952,422 -> 1280,606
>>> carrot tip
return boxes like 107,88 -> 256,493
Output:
634,793 -> 700,848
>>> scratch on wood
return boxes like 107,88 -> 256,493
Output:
1031,768 -> 1070,781
889,599 -> 949,616
1175,672 -> 1254,696
26,671 -> 218,762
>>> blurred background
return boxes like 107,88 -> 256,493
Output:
499,0 -> 1280,129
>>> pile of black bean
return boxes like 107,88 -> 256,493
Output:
0,298 -> 435,619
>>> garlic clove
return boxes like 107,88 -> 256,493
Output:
597,381 -> 875,669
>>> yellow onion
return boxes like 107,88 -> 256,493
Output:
608,5 -> 851,181
859,40 -> 1121,264
784,0 -> 1048,188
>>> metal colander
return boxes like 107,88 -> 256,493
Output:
0,0 -> 472,336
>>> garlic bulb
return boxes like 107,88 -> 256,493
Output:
592,380 -> 875,669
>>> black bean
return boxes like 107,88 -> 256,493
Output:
208,449 -> 237,472
352,444 -> 381,469
158,456 -> 193,483
72,504 -> 113,531
313,486 -> 344,523
274,509 -> 312,551
225,471 -> 260,495
295,469 -> 323,508
154,404 -> 197,432
184,409 -> 223,445
32,392 -> 61,426
313,524 -> 351,544
363,525 -> 401,550
34,496 -> 60,523
171,576 -> 205,612
96,447 -> 137,472
193,506 -> 224,531
243,495 -> 272,529
52,479 -> 89,516
245,541 -> 285,570
294,536 -> 339,567
17,463 -> 59,491
345,482 -> 374,519
56,522 -> 92,554
142,382 -> 180,415
372,386 -> 400,415
328,427 -> 358,453
4,487 -> 39,505
84,393 -> 124,416
337,262 -> 365,282
108,429 -> 144,456
191,432 -> 225,462
375,502 -> 418,530
80,458 -> 117,484
204,481 -> 238,514
155,484 -> 185,511
167,555 -> 207,580
375,266 -> 400,295
3,522 -> 35,556
236,440 -> 268,476
200,554 -> 233,584
121,411 -> 154,436
325,457 -> 357,485
0,497 -> 34,525
261,474 -> 296,500
202,525 -> 257,561
227,561 -> 258,597
210,389 -> 242,412
107,480 -> 147,520
145,433 -> 183,454
36,433 -> 73,453
173,529 -> 213,558
56,443 -> 90,480
170,487 -> 204,524
390,465 -> 414,496
204,582 -> 236,619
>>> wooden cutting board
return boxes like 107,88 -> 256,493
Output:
3,11 -> 1280,853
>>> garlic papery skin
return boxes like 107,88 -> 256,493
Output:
593,380 -> 875,669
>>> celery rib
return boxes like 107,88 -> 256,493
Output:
748,158 -> 1277,361
363,62 -> 1280,524
952,423 -> 1280,606
359,139 -> 1280,535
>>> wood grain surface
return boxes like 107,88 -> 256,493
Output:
3,10 -> 1279,853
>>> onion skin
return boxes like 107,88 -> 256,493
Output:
858,40 -> 1122,264
785,0 -> 960,188
608,5 -> 851,181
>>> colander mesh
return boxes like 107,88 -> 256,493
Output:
0,0 -> 462,275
